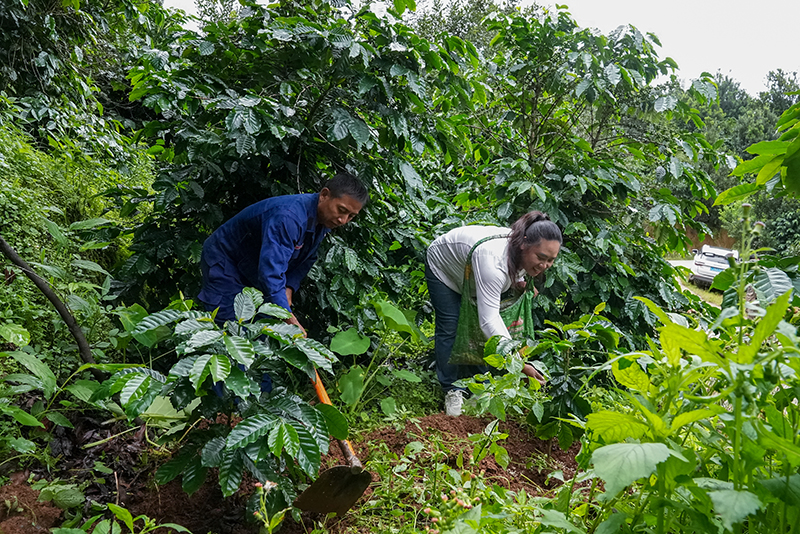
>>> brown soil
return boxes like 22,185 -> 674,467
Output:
0,413 -> 578,534
0,471 -> 62,533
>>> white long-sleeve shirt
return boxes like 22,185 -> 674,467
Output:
427,226 -> 523,341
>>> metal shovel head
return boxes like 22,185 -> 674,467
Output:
294,465 -> 372,516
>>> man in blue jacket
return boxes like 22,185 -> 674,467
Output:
198,173 -> 368,330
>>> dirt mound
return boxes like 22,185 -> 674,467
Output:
0,472 -> 62,534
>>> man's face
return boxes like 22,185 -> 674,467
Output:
317,188 -> 363,229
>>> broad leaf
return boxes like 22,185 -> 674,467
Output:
708,490 -> 761,531
586,411 -> 649,442
338,365 -> 365,406
592,442 -> 673,497
330,327 -> 371,356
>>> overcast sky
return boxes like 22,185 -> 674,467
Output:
162,0 -> 800,97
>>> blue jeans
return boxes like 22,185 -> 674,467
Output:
425,262 -> 487,392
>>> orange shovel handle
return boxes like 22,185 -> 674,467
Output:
312,370 -> 363,470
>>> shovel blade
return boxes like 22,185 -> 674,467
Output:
294,465 -> 371,516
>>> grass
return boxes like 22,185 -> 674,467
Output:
680,279 -> 723,306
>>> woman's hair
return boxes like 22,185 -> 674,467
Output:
507,211 -> 563,282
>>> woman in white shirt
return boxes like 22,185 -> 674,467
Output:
425,211 -> 562,416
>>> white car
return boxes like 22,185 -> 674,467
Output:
689,245 -> 739,287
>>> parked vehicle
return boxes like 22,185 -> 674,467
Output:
689,245 -> 739,287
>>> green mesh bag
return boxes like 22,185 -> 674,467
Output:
448,236 -> 536,366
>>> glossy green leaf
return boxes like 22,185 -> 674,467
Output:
759,474 -> 800,506
268,421 -> 299,458
181,456 -> 208,496
291,421 -> 321,477
227,414 -> 278,449
223,335 -> 255,367
257,302 -> 292,319
218,447 -> 245,497
0,323 -> 30,346
45,412 -> 74,429
752,269 -> 793,307
315,403 -> 348,440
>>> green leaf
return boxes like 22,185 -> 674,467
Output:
257,302 -> 292,319
752,269 -> 793,307
223,335 -> 255,367
7,351 -> 56,398
611,358 -> 651,392
45,412 -> 74,429
0,404 -> 44,427
69,217 -> 111,231
190,354 -> 214,391
291,421 -> 321,477
71,259 -> 109,276
295,337 -> 337,374
234,290 -> 258,322
391,369 -> 421,382
714,182 -> 761,206
708,490 -> 761,531
759,474 -> 800,506
592,442 -> 673,497
268,421 -> 299,458
338,365 -> 365,406
538,509 -> 585,533
315,403 -> 348,440
671,409 -> 714,432
133,309 -> 183,335
208,354 -> 231,383
227,414 -> 278,449
595,513 -> 627,534
659,323 -> 722,365
156,448 -> 198,484
107,503 -> 134,531
586,411 -> 649,442
0,324 -> 30,346
219,447 -> 244,497
182,456 -> 208,496
738,290 -> 791,363
380,396 -> 397,416
330,328 -> 371,356
43,218 -> 69,247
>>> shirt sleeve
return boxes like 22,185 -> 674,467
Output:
285,249 -> 317,292
258,210 -> 304,311
471,251 -> 512,340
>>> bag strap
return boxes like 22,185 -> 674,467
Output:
463,234 -> 509,283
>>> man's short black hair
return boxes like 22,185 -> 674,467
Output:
323,173 -> 369,205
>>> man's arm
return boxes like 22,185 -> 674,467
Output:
257,212 -> 303,311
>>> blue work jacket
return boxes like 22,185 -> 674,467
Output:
198,193 -> 329,312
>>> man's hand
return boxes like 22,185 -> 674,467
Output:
522,363 -> 546,386
285,313 -> 307,337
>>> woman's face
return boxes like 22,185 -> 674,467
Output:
520,239 -> 561,277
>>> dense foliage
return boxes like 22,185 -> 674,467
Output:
2,0 -> 800,532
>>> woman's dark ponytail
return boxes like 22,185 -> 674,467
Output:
507,211 -> 562,283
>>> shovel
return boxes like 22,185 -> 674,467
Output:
293,370 -> 371,516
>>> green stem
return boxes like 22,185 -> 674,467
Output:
733,392 -> 743,490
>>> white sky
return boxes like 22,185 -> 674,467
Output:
162,0 -> 800,97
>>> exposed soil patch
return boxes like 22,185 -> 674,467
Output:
0,412 -> 578,534
0,472 -> 62,534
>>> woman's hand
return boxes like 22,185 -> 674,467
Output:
522,363 -> 546,386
